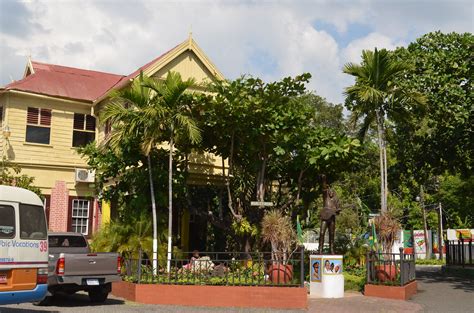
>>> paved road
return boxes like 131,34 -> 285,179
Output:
410,266 -> 474,313
0,292 -> 303,313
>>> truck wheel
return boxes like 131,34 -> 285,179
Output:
33,295 -> 54,306
88,288 -> 109,303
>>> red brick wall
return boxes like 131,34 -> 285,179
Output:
365,281 -> 418,300
48,181 -> 69,232
112,281 -> 307,309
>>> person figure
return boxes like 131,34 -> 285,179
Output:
324,260 -> 331,274
312,261 -> 320,280
318,179 -> 341,254
183,250 -> 200,270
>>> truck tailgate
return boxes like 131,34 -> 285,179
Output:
61,253 -> 118,276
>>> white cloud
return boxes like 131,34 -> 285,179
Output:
0,0 -> 472,105
343,32 -> 406,63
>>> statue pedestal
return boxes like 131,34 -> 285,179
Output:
309,254 -> 344,298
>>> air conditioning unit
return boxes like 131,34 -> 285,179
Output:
75,169 -> 95,183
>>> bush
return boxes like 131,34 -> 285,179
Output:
344,266 -> 366,291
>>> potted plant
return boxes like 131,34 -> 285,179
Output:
261,210 -> 297,284
373,212 -> 401,281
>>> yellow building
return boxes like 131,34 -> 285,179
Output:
0,37 -> 226,240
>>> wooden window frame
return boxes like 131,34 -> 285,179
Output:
25,107 -> 51,144
68,197 -> 93,236
72,113 -> 96,147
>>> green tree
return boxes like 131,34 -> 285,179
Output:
0,158 -> 42,197
100,73 -> 165,271
143,72 -> 200,272
393,31 -> 473,178
343,48 -> 426,213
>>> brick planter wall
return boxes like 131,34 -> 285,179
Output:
364,281 -> 417,300
112,281 -> 307,309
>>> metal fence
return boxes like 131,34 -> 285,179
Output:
366,248 -> 416,286
445,239 -> 473,267
121,247 -> 305,287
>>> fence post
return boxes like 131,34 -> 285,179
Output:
300,245 -> 305,288
469,240 -> 472,266
137,248 -> 142,284
399,247 -> 404,286
366,251 -> 370,284
461,238 -> 465,267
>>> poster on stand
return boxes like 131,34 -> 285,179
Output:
310,258 -> 322,282
322,258 -> 343,275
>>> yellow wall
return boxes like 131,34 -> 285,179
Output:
0,92 -> 94,195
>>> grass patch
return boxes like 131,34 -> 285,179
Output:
415,258 -> 446,265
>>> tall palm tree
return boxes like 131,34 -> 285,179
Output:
144,71 -> 200,272
100,73 -> 165,273
343,48 -> 425,213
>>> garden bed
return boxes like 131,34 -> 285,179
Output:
112,280 -> 307,309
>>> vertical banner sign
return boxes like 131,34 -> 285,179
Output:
413,230 -> 426,254
403,230 -> 414,254
432,231 -> 439,253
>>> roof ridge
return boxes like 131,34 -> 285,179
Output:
31,60 -> 125,77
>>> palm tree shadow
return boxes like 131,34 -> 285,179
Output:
416,268 -> 474,293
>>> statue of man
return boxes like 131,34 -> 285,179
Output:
318,184 -> 341,254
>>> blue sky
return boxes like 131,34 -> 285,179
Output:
0,0 -> 472,104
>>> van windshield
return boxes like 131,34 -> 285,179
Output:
19,204 -> 47,240
0,205 -> 15,238
48,235 -> 87,248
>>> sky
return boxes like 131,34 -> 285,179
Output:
0,0 -> 472,104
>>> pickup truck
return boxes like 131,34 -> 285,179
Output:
40,232 -> 121,305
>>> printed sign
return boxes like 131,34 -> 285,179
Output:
403,230 -> 414,254
413,230 -> 426,254
323,258 -> 342,275
310,258 -> 321,282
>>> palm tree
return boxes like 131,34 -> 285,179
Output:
100,73 -> 165,273
144,71 -> 200,272
343,48 -> 425,213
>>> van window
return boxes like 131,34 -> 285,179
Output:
48,235 -> 87,248
19,204 -> 47,240
0,205 -> 15,238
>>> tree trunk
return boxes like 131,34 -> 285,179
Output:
420,185 -> 430,259
167,128 -> 174,273
147,154 -> 158,275
256,155 -> 267,203
376,110 -> 386,213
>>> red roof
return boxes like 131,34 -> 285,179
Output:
1,43 -> 180,103
3,61 -> 125,102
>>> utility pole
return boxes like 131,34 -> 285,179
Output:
438,202 -> 444,260
419,185 -> 431,259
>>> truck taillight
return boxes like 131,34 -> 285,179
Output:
37,268 -> 48,284
117,256 -> 121,274
56,257 -> 65,276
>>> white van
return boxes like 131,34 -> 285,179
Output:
0,185 -> 48,304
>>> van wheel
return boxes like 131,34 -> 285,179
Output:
88,288 -> 109,303
33,295 -> 53,306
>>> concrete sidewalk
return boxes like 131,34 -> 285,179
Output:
309,292 -> 423,313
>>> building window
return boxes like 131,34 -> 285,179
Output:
71,199 -> 90,235
26,107 -> 51,144
73,113 -> 95,147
